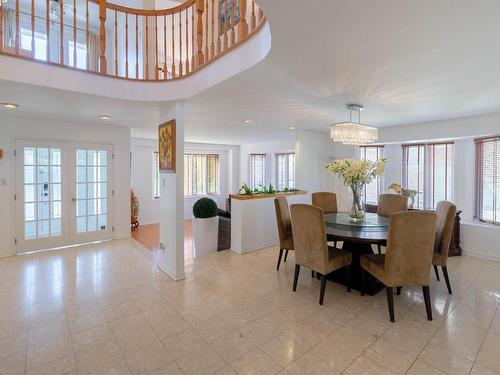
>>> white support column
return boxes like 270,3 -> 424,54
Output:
158,102 -> 185,280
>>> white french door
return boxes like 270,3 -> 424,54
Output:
15,140 -> 113,253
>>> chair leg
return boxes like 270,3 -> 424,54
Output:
396,287 -> 402,295
276,249 -> 284,271
311,270 -> 315,278
333,241 -> 337,249
422,286 -> 433,321
284,249 -> 289,262
386,287 -> 395,322
433,265 -> 440,281
292,264 -> 300,292
360,268 -> 365,296
346,265 -> 351,293
319,275 -> 327,305
442,266 -> 452,294
377,244 -> 382,254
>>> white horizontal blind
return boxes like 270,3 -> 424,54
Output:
475,137 -> 500,224
249,154 -> 266,188
402,144 -> 425,209
276,153 -> 295,191
426,143 -> 454,209
359,145 -> 384,204
184,153 -> 220,196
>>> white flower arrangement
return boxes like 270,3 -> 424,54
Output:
326,158 -> 386,186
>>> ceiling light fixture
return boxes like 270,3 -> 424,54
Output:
1,103 -> 19,109
99,115 -> 111,120
243,120 -> 252,124
330,104 -> 377,145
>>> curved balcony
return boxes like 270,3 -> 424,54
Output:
0,0 -> 266,82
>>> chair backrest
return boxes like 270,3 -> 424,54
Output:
384,211 -> 437,286
274,196 -> 292,245
377,194 -> 408,217
435,201 -> 457,261
290,204 -> 329,274
311,192 -> 338,214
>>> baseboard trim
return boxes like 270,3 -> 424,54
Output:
158,264 -> 186,281
462,250 -> 500,262
231,240 -> 278,254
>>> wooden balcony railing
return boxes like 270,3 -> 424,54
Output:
0,0 -> 265,80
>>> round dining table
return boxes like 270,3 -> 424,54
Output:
324,212 -> 389,295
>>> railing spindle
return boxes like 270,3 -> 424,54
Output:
191,5 -> 195,70
196,0 -> 204,66
59,0 -> 64,64
99,0 -> 107,73
155,15 -> 159,79
171,13 -> 175,77
239,0 -> 248,39
135,14 -> 138,78
216,0 -> 221,55
179,11 -> 182,76
185,9 -> 189,73
251,0 -> 256,30
0,0 -> 4,52
86,0 -> 89,69
15,0 -> 19,54
204,0 -> 208,58
125,14 -> 129,77
31,0 -> 35,57
164,14 -> 167,79
46,0 -> 50,61
210,0 -> 214,58
73,0 -> 77,67
145,16 -> 149,79
230,0 -> 235,46
115,10 -> 118,76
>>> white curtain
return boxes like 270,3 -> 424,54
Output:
88,32 -> 99,72
2,8 -> 15,48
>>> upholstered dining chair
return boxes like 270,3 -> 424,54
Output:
311,192 -> 338,248
274,196 -> 294,271
360,211 -> 437,322
375,194 -> 409,253
290,204 -> 352,305
432,201 -> 457,294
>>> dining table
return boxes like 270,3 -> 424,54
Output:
324,212 -> 389,295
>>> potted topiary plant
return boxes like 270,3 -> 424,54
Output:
192,197 -> 219,256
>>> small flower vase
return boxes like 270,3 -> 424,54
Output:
350,184 -> 365,223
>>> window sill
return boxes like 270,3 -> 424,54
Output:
461,219 -> 500,229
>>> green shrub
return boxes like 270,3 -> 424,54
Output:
193,197 -> 218,218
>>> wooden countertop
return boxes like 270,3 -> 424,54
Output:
230,190 -> 308,201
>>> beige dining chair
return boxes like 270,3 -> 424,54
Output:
375,194 -> 409,253
360,211 -> 437,322
312,192 -> 338,248
432,201 -> 456,294
274,196 -> 294,270
290,204 -> 352,305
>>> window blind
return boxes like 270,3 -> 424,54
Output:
184,153 -> 220,196
359,145 -> 384,204
402,144 -> 425,209
249,154 -> 266,188
276,153 -> 295,191
475,136 -> 500,224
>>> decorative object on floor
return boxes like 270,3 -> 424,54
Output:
326,158 -> 386,222
432,201 -> 457,294
158,119 -> 176,172
274,196 -> 294,270
192,197 -> 219,256
330,104 -> 378,145
130,189 -> 139,230
290,204 -> 352,305
388,182 -> 419,209
360,211 -> 436,322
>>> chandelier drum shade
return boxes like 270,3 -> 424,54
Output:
330,104 -> 378,145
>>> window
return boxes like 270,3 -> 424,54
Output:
184,154 -> 220,196
69,41 -> 87,70
426,143 -> 454,209
475,136 -> 500,224
249,154 -> 266,188
402,143 -> 454,210
359,145 -> 384,204
276,153 -> 295,191
20,29 -> 47,61
402,144 -> 425,209
153,152 -> 160,199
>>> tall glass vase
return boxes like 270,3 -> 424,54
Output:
349,184 -> 365,223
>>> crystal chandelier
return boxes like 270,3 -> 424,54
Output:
330,104 -> 378,145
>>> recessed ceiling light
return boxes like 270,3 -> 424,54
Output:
243,120 -> 252,124
99,115 -> 111,120
289,126 -> 295,130
1,103 -> 19,109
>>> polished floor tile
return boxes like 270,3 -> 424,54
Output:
0,238 -> 499,374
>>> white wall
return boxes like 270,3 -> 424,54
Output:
0,114 -> 131,257
239,138 -> 295,188
377,112 -> 500,260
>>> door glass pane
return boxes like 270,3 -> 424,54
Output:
75,148 -> 109,233
23,146 -> 63,240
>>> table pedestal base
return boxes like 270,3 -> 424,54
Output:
328,241 -> 383,296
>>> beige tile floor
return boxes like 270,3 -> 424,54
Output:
0,239 -> 499,375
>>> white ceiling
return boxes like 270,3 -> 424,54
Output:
3,0 -> 500,145
184,0 -> 500,144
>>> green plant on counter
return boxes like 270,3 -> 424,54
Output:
238,183 -> 298,195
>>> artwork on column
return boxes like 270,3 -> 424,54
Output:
158,119 -> 176,172
219,0 -> 240,35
